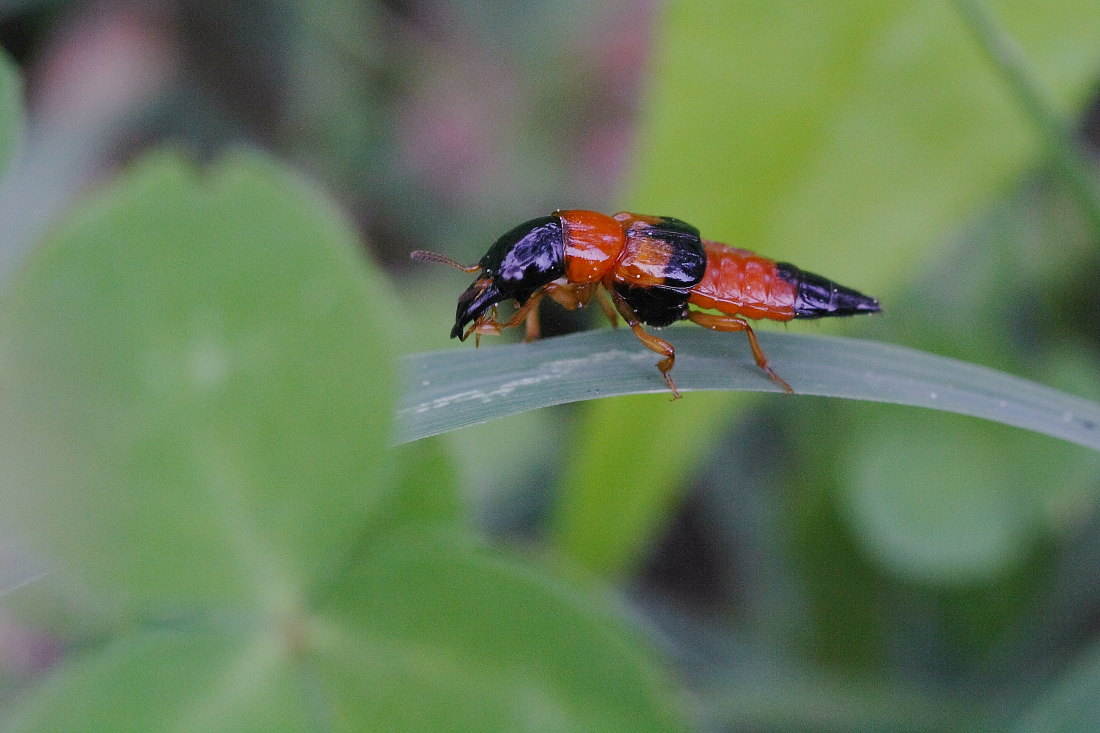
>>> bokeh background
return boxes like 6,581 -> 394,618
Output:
1,1 -> 1100,729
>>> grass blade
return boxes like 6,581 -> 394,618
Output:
953,0 -> 1100,241
396,330 -> 1100,451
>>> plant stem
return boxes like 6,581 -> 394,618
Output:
954,0 -> 1100,241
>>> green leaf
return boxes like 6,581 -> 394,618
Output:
2,629 -> 311,732
550,392 -> 735,573
953,0 -> 1100,239
628,2 -> 1100,288
1,151 -> 687,731
842,409 -> 1040,583
7,536 -> 688,732
397,329 -> 1100,451
556,1 -> 1100,575
386,439 -> 462,531
315,534 -> 687,732
0,152 -> 399,612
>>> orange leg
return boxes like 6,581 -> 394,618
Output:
608,287 -> 681,399
546,281 -> 620,329
545,281 -> 597,310
468,282 -> 599,343
686,311 -> 793,393
471,305 -> 498,347
524,307 -> 541,342
467,290 -> 548,341
595,288 -> 619,328
524,282 -> 610,341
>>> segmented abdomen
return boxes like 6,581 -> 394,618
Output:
688,240 -> 798,321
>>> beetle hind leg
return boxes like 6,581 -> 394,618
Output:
686,311 -> 793,393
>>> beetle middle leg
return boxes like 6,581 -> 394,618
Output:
594,288 -> 619,328
609,288 -> 681,399
517,282 -> 604,341
686,311 -> 793,393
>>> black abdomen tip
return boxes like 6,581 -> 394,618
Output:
776,262 -> 881,319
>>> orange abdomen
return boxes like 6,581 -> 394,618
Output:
688,240 -> 798,321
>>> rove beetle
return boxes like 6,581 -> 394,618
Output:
411,210 -> 880,398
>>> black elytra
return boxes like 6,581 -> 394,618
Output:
615,216 -> 707,327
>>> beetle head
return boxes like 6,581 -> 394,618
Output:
450,215 -> 566,339
413,215 -> 567,340
452,276 -> 505,339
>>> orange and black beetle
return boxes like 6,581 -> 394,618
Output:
411,210 -> 879,397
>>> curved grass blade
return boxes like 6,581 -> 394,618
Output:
396,330 -> 1100,451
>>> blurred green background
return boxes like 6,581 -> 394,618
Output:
0,1 -> 1099,730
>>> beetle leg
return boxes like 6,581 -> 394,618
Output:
686,311 -> 793,393
544,282 -> 594,309
501,282 -> 600,342
483,291 -> 544,342
595,288 -> 619,328
465,281 -> 615,345
517,282 -> 593,341
505,290 -> 550,342
608,287 -> 681,399
524,307 -> 541,342
466,289 -> 549,342
467,306 -> 500,346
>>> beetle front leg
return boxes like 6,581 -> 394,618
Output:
463,288 -> 549,342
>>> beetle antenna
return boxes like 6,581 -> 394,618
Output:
410,250 -> 481,273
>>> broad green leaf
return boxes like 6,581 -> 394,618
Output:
3,629 -> 310,732
839,340 -> 1100,584
0,152 -> 687,731
3,537 -> 689,731
0,152 -> 399,611
315,534 -> 687,732
558,1 -> 1100,575
843,410 -> 1039,584
550,392 -> 733,573
387,439 -> 462,531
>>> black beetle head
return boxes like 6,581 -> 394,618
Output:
452,277 -> 505,339
450,215 -> 566,339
